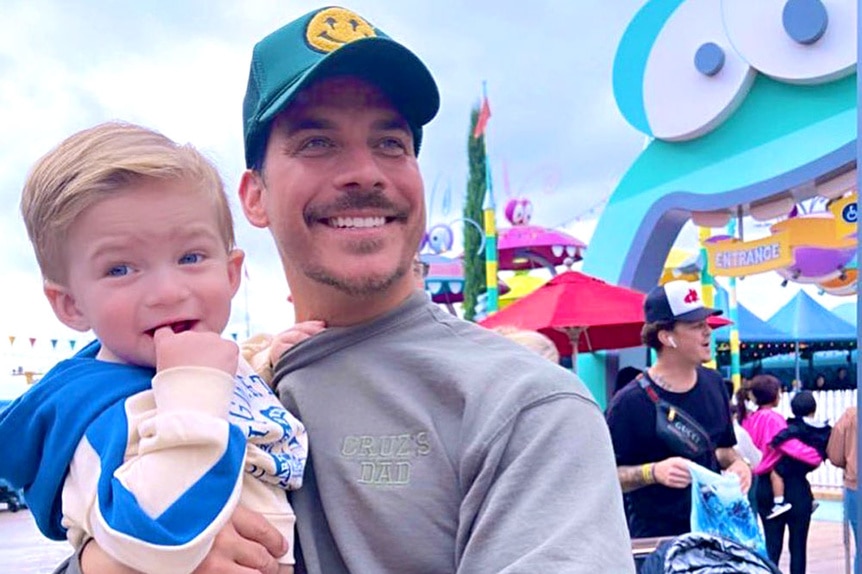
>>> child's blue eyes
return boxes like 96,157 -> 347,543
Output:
104,253 -> 203,276
106,265 -> 130,277
179,253 -> 204,265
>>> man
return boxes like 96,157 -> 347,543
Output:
68,6 -> 633,574
606,279 -> 751,539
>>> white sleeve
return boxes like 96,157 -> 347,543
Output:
62,367 -> 247,574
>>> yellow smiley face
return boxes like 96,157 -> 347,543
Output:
306,7 -> 376,53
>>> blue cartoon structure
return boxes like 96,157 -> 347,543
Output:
582,0 -> 857,405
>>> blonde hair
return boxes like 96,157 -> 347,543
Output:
21,121 -> 235,284
493,326 -> 560,364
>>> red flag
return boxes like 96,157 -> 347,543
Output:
472,97 -> 491,139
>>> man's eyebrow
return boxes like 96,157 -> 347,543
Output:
276,114 -> 410,137
279,117 -> 336,137
372,117 -> 411,133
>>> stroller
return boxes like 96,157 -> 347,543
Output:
0,479 -> 25,512
639,532 -> 780,573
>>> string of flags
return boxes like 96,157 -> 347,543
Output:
5,335 -> 74,350
4,332 -> 243,351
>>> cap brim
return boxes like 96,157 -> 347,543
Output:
259,37 -> 439,130
675,307 -> 723,323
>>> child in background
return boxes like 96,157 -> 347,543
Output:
0,122 -> 312,573
738,376 -> 820,521
736,376 -> 791,518
725,381 -> 763,470
771,391 -> 832,512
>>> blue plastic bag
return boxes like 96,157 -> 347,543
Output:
688,461 -> 767,557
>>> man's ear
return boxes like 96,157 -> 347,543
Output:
43,281 -> 91,332
227,249 -> 245,298
657,329 -> 674,349
239,169 -> 270,229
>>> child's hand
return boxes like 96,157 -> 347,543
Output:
269,321 -> 326,367
154,327 -> 239,375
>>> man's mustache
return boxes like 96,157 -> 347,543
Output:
304,190 -> 408,223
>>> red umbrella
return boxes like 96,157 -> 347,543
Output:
480,271 -> 730,362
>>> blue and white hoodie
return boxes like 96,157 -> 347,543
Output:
0,341 -> 307,573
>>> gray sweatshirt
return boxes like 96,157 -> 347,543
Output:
274,292 -> 634,573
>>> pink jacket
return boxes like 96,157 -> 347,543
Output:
741,407 -> 822,475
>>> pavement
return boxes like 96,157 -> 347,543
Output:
0,502 -> 853,573
0,507 -> 72,573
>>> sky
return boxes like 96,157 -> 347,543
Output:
0,0 -> 854,369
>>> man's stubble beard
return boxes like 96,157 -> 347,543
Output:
306,263 -> 409,297
303,237 -> 412,297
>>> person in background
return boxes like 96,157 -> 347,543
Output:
770,391 -> 831,512
614,366 -> 643,396
606,280 -> 751,539
740,377 -> 794,521
828,406 -> 859,574
810,372 -> 828,391
725,381 -> 762,515
411,254 -> 430,290
725,381 -> 763,469
739,375 -> 823,574
834,366 -> 853,390
491,326 -> 561,364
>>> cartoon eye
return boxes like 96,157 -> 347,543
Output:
427,224 -> 454,254
522,200 -> 534,224
721,0 -> 856,84
503,198 -> 518,225
511,203 -> 526,225
617,0 -> 755,141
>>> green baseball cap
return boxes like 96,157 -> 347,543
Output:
243,6 -> 440,168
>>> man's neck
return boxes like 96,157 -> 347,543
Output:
293,281 -> 416,327
649,356 -> 698,392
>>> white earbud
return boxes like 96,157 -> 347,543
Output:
668,336 -> 678,349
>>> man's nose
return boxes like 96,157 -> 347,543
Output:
333,146 -> 386,191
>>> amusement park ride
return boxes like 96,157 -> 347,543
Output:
419,196 -> 586,312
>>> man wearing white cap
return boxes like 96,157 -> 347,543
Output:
606,280 -> 752,538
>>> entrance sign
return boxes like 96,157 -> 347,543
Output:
706,233 -> 793,277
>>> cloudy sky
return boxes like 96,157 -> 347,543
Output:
0,0 -> 852,362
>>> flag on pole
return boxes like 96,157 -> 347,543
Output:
473,96 -> 492,139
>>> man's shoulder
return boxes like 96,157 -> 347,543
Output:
695,366 -> 723,385
411,311 -> 597,406
693,367 -> 727,399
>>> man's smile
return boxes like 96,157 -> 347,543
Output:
324,216 -> 389,229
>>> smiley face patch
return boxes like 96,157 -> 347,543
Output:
306,7 -> 376,53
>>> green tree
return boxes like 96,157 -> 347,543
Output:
463,106 -> 487,321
